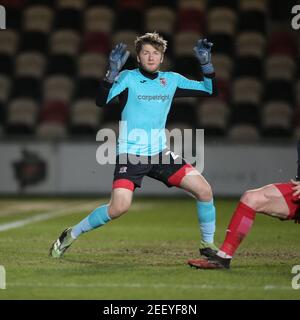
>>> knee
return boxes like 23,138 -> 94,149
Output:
195,184 -> 213,202
108,199 -> 131,219
240,190 -> 264,211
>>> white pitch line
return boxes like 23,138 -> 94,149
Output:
4,282 -> 295,291
0,201 -> 155,233
0,202 -> 98,232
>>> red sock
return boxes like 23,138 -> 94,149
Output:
220,202 -> 256,257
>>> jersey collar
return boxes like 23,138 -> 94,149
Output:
138,67 -> 159,80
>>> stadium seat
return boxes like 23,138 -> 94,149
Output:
208,33 -> 234,56
5,7 -> 22,30
70,99 -> 102,135
160,55 -> 172,71
236,32 -> 265,58
207,7 -> 237,36
296,37 -> 300,57
174,31 -> 201,57
23,5 -> 54,33
232,77 -> 262,105
178,8 -> 205,33
122,55 -> 137,70
265,80 -> 294,103
145,7 -> 176,35
74,78 -> 100,99
175,96 -> 198,109
26,0 -> 55,6
0,30 -> 19,55
15,52 -> 46,78
239,10 -> 266,33
21,31 -> 49,53
208,0 -> 237,10
0,75 -> 11,103
234,56 -> 262,78
295,80 -> 300,105
228,124 -> 260,142
6,98 -> 38,135
148,0 -> 176,8
36,122 -> 68,140
55,8 -> 82,31
112,31 -> 138,56
158,32 -> 173,56
211,54 -> 233,80
116,9 -> 143,31
117,0 -> 146,11
12,77 -> 41,100
0,0 -> 27,7
294,126 -> 300,140
267,32 -> 297,57
196,98 -> 228,136
57,0 -> 86,9
168,97 -> 197,125
265,54 -> 295,81
43,76 -> 74,103
84,6 -> 115,33
87,0 -> 115,8
216,79 -> 230,102
239,0 -> 268,12
270,0 -> 291,21
0,101 -> 6,127
178,0 -> 206,11
47,55 -> 76,77
39,100 -> 69,125
0,54 -> 14,75
50,30 -> 80,56
78,53 -> 107,79
261,101 -> 293,137
294,105 -> 300,128
230,103 -> 260,126
174,56 -> 201,79
82,32 -> 110,54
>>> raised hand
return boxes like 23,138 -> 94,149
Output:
106,43 -> 130,82
193,39 -> 214,75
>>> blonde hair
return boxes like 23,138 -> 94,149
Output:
135,32 -> 167,54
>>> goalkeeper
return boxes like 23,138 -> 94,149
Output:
50,32 -> 218,259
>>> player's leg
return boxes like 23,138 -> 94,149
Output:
49,151 -> 147,258
148,149 -> 217,257
71,186 -> 134,238
179,169 -> 218,256
188,183 -> 292,269
217,183 -> 290,260
49,187 -> 133,258
240,184 -> 290,219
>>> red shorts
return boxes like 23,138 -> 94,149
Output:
274,182 -> 300,219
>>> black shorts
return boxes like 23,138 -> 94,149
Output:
113,149 -> 194,191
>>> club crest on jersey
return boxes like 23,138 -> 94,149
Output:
159,77 -> 167,87
119,166 -> 127,174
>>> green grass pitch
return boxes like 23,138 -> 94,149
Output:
0,197 -> 299,300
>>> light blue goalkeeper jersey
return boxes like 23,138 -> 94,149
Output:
106,68 -> 214,156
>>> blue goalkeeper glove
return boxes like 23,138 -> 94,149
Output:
105,43 -> 130,83
193,39 -> 214,75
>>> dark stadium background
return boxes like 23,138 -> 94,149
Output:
0,0 -> 298,197
0,0 -> 299,304
0,0 -> 298,138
